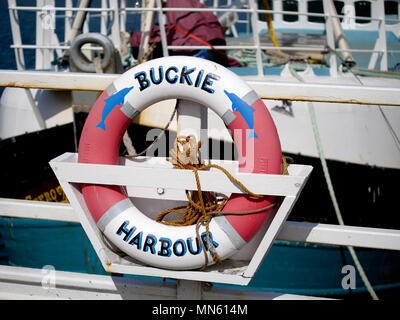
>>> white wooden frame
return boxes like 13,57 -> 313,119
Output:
49,152 -> 312,286
0,264 -> 331,300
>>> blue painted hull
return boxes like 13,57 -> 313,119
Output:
0,218 -> 106,275
247,240 -> 400,298
1,217 -> 399,298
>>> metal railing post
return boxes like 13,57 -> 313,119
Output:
65,0 -> 73,42
156,0 -> 169,57
8,0 -> 25,70
109,0 -> 121,51
249,0 -> 264,76
322,0 -> 338,77
377,0 -> 388,71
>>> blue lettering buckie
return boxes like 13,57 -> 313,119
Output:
97,66 -> 219,132
201,73 -> 220,94
150,66 -> 164,84
96,86 -> 133,131
131,65 -> 218,94
194,69 -> 204,87
135,71 -> 150,91
179,66 -> 196,85
224,90 -> 258,140
165,66 -> 179,84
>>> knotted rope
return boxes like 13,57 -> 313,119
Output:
156,134 -> 289,269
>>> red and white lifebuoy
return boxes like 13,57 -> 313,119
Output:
78,56 -> 282,270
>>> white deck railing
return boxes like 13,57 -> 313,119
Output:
7,0 -> 400,73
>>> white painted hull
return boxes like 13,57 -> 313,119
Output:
135,72 -> 400,169
0,87 -> 73,140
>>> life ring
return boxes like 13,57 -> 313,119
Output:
78,56 -> 282,270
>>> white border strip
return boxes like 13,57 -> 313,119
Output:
1,198 -> 399,250
0,265 -> 330,300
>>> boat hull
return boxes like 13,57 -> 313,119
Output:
1,218 -> 399,298
0,97 -> 399,298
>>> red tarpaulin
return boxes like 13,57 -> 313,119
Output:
130,0 -> 241,67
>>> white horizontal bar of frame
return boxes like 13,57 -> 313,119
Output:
1,198 -> 399,251
0,265 -> 330,300
49,153 -> 310,197
1,70 -> 400,106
